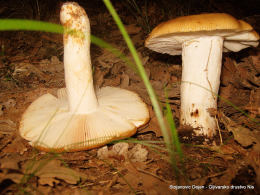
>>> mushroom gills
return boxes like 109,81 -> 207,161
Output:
20,87 -> 149,151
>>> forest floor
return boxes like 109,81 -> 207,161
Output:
0,0 -> 259,194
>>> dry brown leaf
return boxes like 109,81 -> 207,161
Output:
12,62 -> 48,81
93,67 -> 106,88
247,151 -> 260,187
38,176 -> 60,186
97,146 -> 109,159
2,137 -> 27,155
221,57 -> 237,85
2,98 -> 16,110
23,159 -> 88,185
124,24 -> 141,34
0,172 -> 23,184
112,142 -> 129,159
8,55 -> 27,62
120,73 -> 130,88
39,56 -> 63,73
97,143 -> 148,162
0,105 -> 2,116
244,89 -> 260,115
128,144 -> 148,162
103,76 -> 121,87
97,143 -> 129,160
111,24 -> 141,36
219,84 -> 233,99
0,157 -> 19,170
118,170 -> 141,190
139,116 -> 162,137
127,51 -> 149,67
132,33 -> 143,46
0,119 -> 16,134
219,112 -> 260,152
97,49 -> 122,69
250,54 -> 260,70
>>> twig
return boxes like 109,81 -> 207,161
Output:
136,168 -> 172,183
215,115 -> 223,145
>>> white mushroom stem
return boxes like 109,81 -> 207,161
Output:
180,36 -> 223,137
62,9 -> 98,114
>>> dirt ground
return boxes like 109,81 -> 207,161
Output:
0,0 -> 259,194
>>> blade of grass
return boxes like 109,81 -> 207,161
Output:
103,0 -> 172,157
0,19 -> 63,33
164,88 -> 183,160
0,19 -> 137,72
90,35 -> 137,72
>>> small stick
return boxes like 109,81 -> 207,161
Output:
215,115 -> 223,145
136,168 -> 171,183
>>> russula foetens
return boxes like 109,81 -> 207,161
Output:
145,13 -> 259,137
19,2 -> 149,152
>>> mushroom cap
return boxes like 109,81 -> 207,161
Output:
145,13 -> 259,55
19,87 -> 149,152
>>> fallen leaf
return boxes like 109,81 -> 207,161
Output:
0,172 -> 23,184
12,62 -> 48,81
97,143 -> 129,160
38,176 -> 60,186
247,151 -> 260,187
103,76 -> 121,87
2,98 -> 16,110
111,24 -> 141,36
0,105 -> 2,116
97,49 -> 122,69
112,142 -> 129,159
23,159 -> 88,185
244,89 -> 260,115
0,119 -> 16,134
219,112 -> 260,152
97,146 -> 109,160
97,143 -> 147,162
2,137 -> 27,155
93,67 -> 106,88
128,144 -> 148,162
39,56 -> 63,73
120,73 -> 129,88
221,57 -> 237,86
0,157 -> 19,170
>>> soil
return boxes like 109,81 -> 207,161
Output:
0,0 -> 259,194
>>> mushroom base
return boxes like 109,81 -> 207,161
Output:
19,87 -> 149,152
180,36 -> 223,137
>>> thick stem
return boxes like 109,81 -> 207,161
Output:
62,5 -> 98,114
180,36 -> 223,137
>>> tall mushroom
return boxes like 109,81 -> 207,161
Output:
145,13 -> 259,137
19,2 -> 149,152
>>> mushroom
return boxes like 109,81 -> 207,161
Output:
145,13 -> 259,137
19,2 -> 149,152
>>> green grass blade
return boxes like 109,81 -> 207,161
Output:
0,19 -> 64,33
90,35 -> 137,72
0,19 -> 138,73
164,88 -> 183,158
103,0 -> 171,155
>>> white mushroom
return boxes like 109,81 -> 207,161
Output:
19,2 -> 149,152
145,13 -> 259,137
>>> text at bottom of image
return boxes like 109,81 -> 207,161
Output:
169,184 -> 255,190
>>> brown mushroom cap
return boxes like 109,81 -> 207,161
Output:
145,13 -> 259,55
